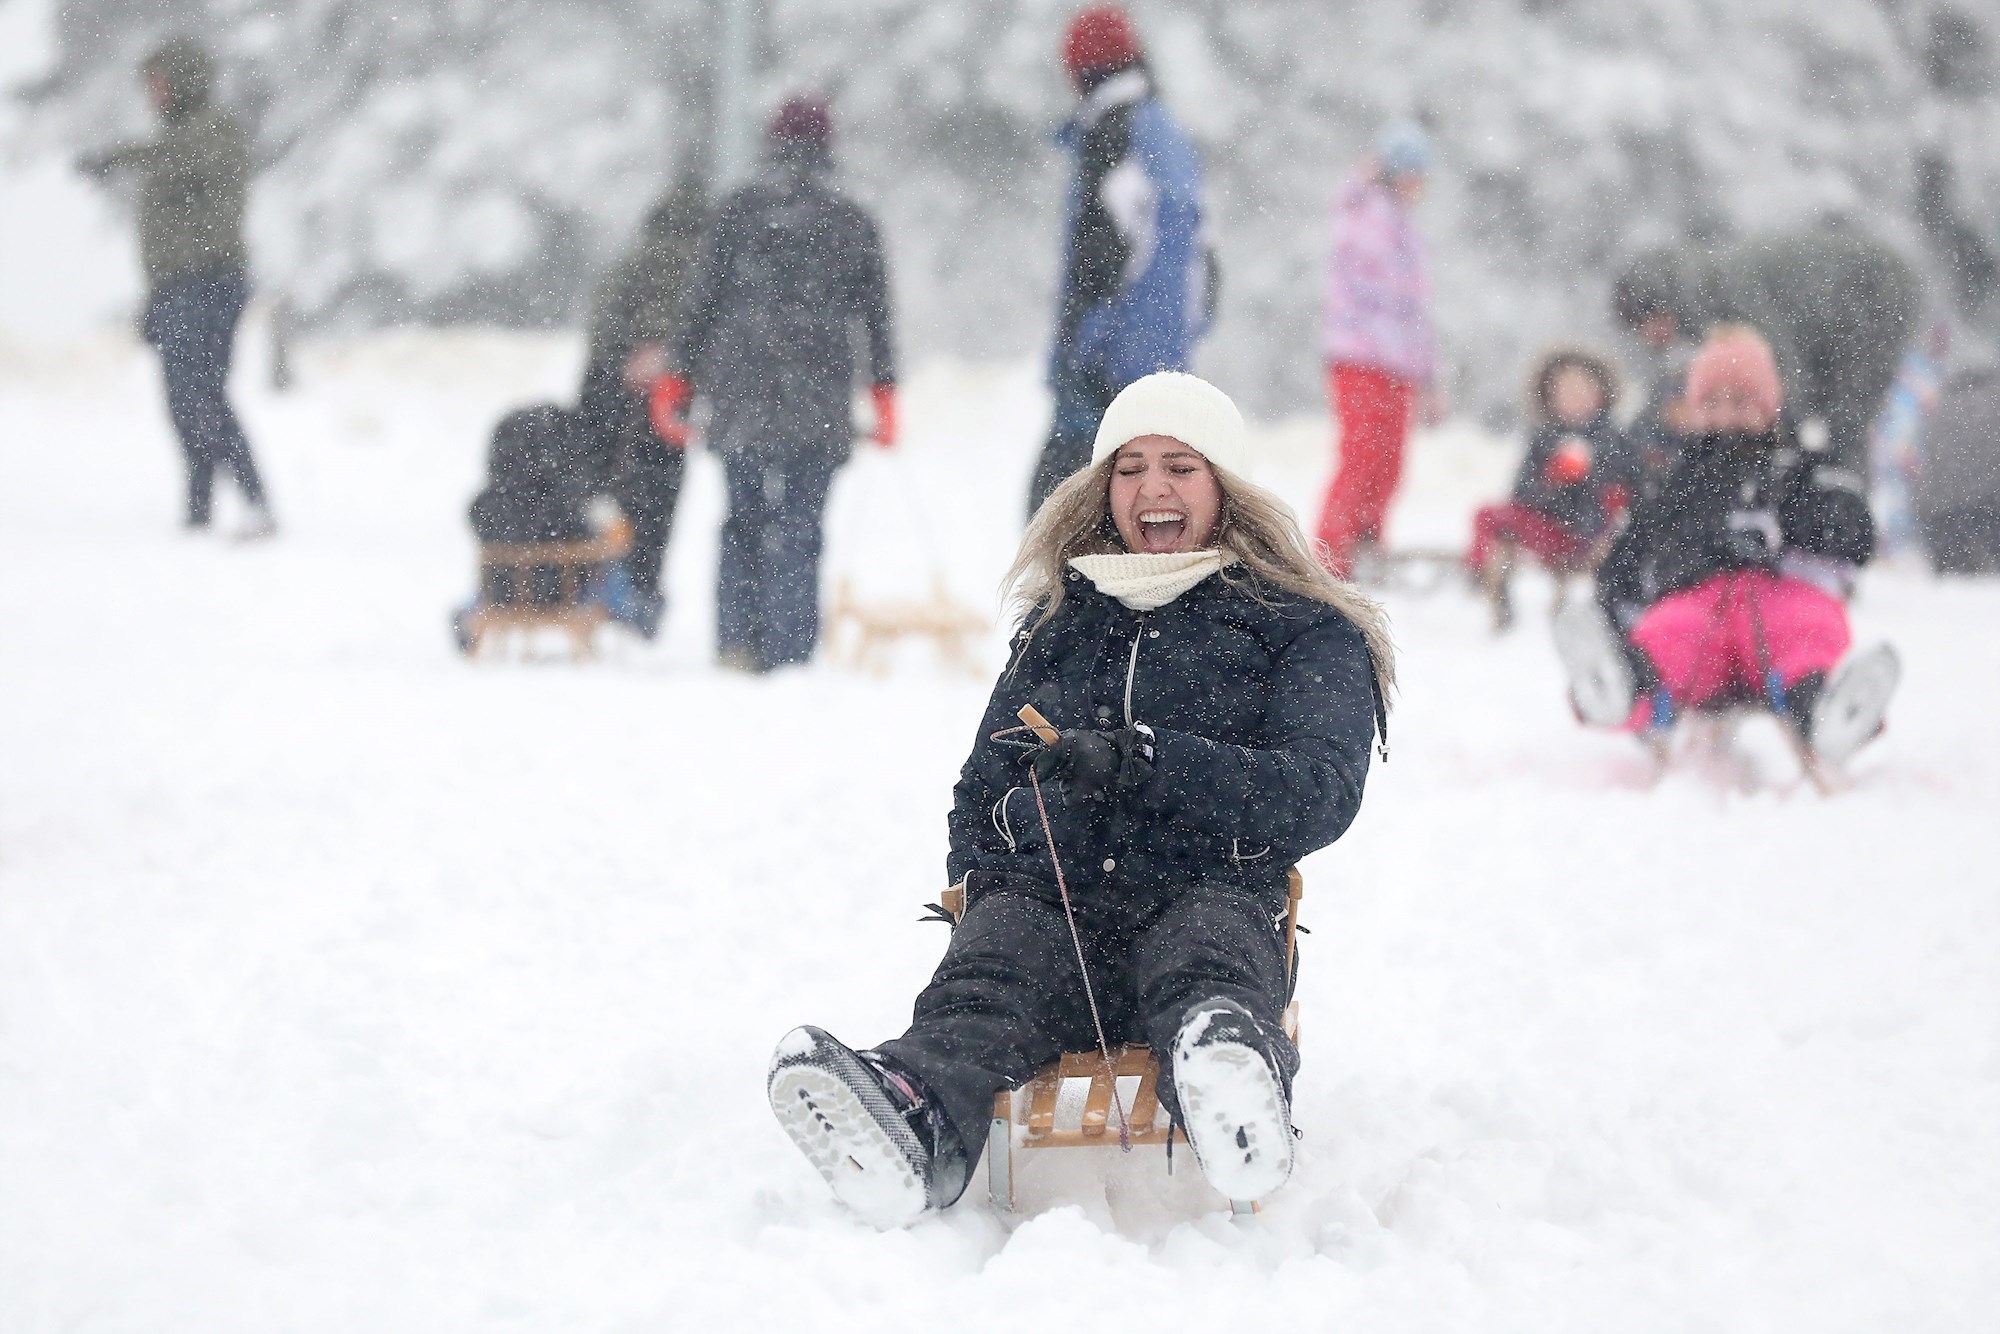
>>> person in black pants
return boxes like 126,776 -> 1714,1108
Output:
79,38 -> 273,538
766,373 -> 1393,1224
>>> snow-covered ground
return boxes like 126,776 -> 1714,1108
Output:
2,328 -> 1996,1333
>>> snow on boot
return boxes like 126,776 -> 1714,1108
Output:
767,1026 -> 967,1228
1553,597 -> 1635,727
1171,998 -> 1294,1204
1808,643 -> 1901,767
234,506 -> 278,542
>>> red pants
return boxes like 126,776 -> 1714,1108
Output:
1628,570 -> 1851,716
1466,502 -> 1589,573
1317,362 -> 1416,576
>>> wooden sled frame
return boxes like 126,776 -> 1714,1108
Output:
825,574 -> 989,677
461,521 -> 631,663
941,707 -> 1305,1216
936,869 -> 1303,1217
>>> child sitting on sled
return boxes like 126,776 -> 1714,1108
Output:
449,405 -> 640,650
1555,326 -> 1899,768
1466,348 -> 1634,631
766,373 -> 1394,1225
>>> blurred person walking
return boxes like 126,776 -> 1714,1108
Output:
1025,3 -> 1217,519
78,37 -> 274,540
652,97 -> 896,673
1316,123 -> 1440,578
575,176 -> 709,639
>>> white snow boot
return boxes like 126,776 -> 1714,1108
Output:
1808,643 -> 1901,767
1171,998 -> 1295,1204
1554,597 -> 1636,727
767,1026 -> 967,1228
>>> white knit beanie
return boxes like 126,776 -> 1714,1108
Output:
1090,372 -> 1251,480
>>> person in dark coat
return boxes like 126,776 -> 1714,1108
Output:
767,373 -> 1394,1226
1556,329 -> 1897,768
1025,4 -> 1216,519
1916,363 -> 2000,573
652,96 -> 896,672
78,37 -> 274,539
1610,230 -> 1923,484
1466,348 -> 1635,631
573,178 -> 708,638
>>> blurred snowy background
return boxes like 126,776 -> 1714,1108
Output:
7,0 -> 2000,419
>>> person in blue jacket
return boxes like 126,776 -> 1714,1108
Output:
1025,4 -> 1218,519
769,373 -> 1393,1226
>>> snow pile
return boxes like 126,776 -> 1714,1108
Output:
16,0 -> 2000,416
1,331 -> 1997,1331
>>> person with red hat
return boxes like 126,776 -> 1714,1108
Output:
648,95 -> 898,673
1554,326 -> 1899,772
1025,4 -> 1218,519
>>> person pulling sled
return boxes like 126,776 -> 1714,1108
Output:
1555,327 -> 1899,785
767,373 -> 1394,1225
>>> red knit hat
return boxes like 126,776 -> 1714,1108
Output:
1063,5 -> 1141,78
769,95 -> 833,144
1685,326 -> 1783,422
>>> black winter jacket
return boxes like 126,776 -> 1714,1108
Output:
1597,431 -> 1875,617
948,572 -> 1380,922
672,157 -> 894,455
1511,415 -> 1636,539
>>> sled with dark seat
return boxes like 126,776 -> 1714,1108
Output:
461,517 -> 632,662
936,864 -> 1305,1215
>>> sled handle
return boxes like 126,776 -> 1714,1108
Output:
1017,705 -> 1061,745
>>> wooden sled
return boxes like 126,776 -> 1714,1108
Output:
826,574 -> 989,676
941,706 -> 1305,1216
461,517 -> 632,662
1640,704 -> 1839,796
1347,544 -> 1465,594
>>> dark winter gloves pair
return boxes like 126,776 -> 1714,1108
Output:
1028,724 -> 1155,800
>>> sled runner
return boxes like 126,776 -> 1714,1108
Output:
937,862 -> 1305,1217
460,518 -> 632,662
1347,543 -> 1463,594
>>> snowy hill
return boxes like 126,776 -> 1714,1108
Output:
1,330 -> 1996,1330
13,0 -> 2000,419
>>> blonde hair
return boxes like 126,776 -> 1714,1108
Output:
1004,457 -> 1396,702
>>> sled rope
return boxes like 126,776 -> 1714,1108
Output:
1001,704 -> 1133,1151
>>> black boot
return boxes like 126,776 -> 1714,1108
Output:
1171,998 -> 1296,1203
768,1026 -> 971,1227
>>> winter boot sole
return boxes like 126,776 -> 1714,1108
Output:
768,1027 -> 930,1228
1809,643 -> 1901,769
1173,1009 -> 1295,1204
1553,597 -> 1635,727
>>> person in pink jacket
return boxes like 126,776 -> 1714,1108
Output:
1317,123 -> 1439,577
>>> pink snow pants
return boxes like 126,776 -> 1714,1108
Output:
1628,570 -> 1851,714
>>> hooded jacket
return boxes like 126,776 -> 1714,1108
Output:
947,572 -> 1380,923
1052,67 -> 1214,394
97,39 -> 249,287
1323,171 -> 1436,383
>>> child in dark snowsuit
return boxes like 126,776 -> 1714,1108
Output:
765,373 -> 1393,1225
451,406 -> 623,649
1467,349 -> 1633,630
1556,328 -> 1899,767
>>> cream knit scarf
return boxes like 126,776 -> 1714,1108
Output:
1067,550 -> 1226,611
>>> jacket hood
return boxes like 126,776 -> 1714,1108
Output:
142,37 -> 214,118
1527,346 -> 1622,425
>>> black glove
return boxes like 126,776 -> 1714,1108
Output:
1721,509 -> 1781,569
1029,724 -> 1155,800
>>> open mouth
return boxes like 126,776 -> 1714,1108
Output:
1136,510 -> 1188,552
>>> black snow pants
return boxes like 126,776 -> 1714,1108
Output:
576,364 -> 686,604
145,266 -> 268,524
875,879 -> 1298,1155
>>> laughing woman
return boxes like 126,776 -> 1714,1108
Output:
767,372 -> 1394,1224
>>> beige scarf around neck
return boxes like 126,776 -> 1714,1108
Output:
1067,550 -> 1226,611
